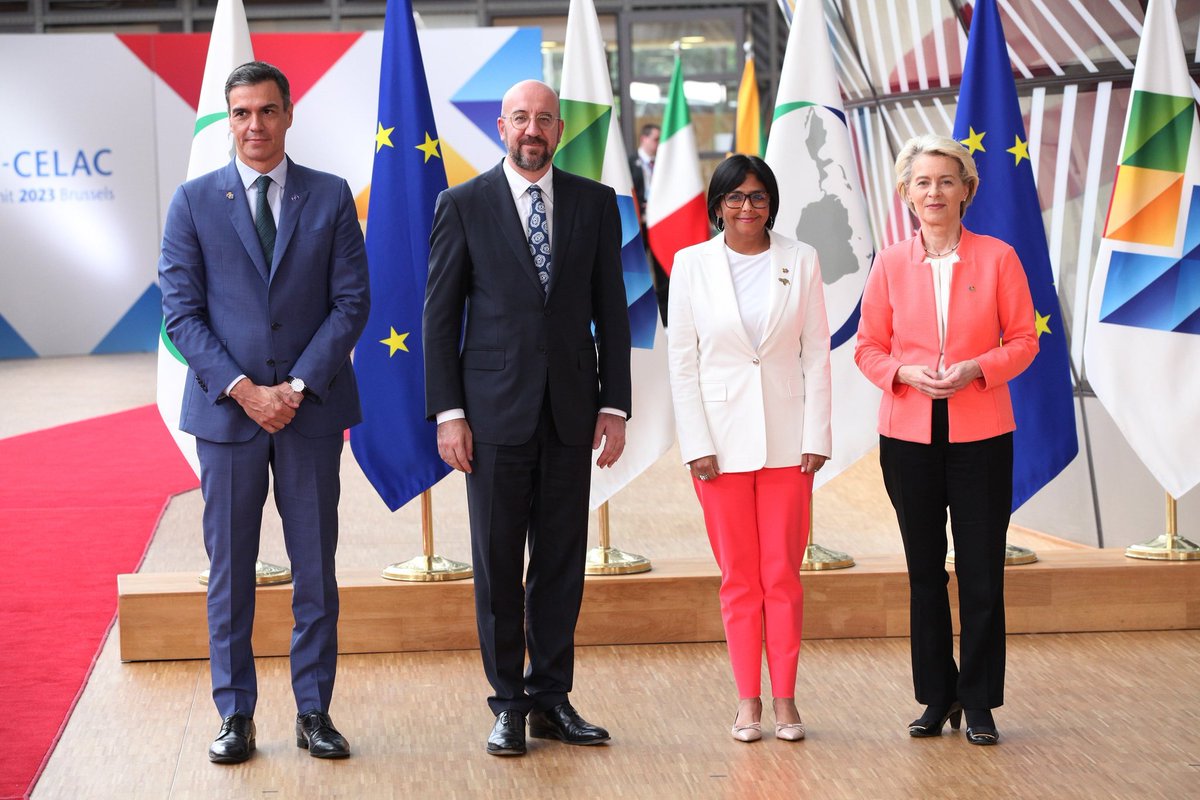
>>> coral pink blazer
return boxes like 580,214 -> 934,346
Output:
854,229 -> 1038,444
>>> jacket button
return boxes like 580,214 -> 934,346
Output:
266,358 -> 275,366
271,322 -> 281,330
752,358 -> 761,365
544,309 -> 551,317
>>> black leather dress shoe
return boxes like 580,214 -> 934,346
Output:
487,710 -> 527,756
296,711 -> 351,758
209,714 -> 255,763
528,702 -> 610,745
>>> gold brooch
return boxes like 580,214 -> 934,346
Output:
225,192 -> 234,199
779,278 -> 790,286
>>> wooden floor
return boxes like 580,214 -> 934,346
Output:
13,354 -> 1200,799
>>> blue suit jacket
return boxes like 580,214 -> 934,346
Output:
159,158 -> 370,443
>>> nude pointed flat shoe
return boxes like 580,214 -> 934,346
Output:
731,720 -> 762,742
775,721 -> 806,741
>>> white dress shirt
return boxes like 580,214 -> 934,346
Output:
225,157 -> 290,397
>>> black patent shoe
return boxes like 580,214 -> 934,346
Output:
209,713 -> 255,763
296,710 -> 351,758
487,710 -> 527,756
528,702 -> 610,745
965,708 -> 1000,745
907,702 -> 962,737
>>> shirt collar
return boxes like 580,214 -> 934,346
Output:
236,156 -> 288,190
502,157 -> 553,204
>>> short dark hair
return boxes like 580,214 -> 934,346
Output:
639,123 -> 661,139
706,154 -> 780,230
225,61 -> 292,109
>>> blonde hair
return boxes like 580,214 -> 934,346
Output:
894,134 -> 979,218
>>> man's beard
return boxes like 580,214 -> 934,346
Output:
509,135 -> 555,171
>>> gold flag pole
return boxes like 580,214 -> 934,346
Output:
1125,491 -> 1200,561
199,560 -> 292,586
801,498 -> 854,570
948,542 -> 1038,567
382,489 -> 473,581
585,501 -> 651,575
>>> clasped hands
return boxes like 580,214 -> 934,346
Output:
437,412 -> 627,474
230,380 -> 304,433
896,360 -> 982,399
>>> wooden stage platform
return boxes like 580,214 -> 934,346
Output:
117,548 -> 1200,662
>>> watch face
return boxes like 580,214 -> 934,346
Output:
290,379 -> 305,393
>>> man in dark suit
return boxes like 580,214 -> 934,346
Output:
159,62 -> 369,764
628,123 -> 669,325
423,79 -> 632,757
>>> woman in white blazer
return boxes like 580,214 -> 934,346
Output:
667,155 -> 832,743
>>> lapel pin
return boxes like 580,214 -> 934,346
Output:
225,192 -> 234,200
779,278 -> 790,286
781,267 -> 790,273
291,194 -> 300,201
969,285 -> 976,292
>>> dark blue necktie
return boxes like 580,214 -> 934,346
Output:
254,174 -> 276,266
526,185 -> 551,294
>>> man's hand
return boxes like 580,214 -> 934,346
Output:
437,418 -> 474,473
229,380 -> 299,433
593,413 -> 626,468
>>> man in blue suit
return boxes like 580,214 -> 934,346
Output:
159,62 -> 369,764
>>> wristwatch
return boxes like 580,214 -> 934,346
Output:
288,376 -> 306,394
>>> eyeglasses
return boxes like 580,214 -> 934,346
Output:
722,191 -> 770,209
503,112 -> 559,130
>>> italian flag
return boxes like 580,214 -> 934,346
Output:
155,0 -> 254,476
645,55 -> 709,275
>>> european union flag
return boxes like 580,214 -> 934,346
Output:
953,0 -> 1078,511
349,0 -> 451,511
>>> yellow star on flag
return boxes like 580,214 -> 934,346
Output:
380,327 -> 410,356
415,132 -> 442,163
961,127 -> 986,155
1034,310 -> 1051,338
1007,135 -> 1030,166
375,122 -> 395,153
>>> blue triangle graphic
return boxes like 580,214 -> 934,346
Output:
0,312 -> 37,359
451,28 -> 543,149
92,283 -> 162,354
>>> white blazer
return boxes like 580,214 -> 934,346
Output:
667,230 -> 832,472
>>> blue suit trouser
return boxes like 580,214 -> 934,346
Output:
197,426 -> 343,719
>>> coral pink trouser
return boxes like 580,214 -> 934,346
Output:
693,466 -> 812,698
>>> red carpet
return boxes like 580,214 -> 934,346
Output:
0,406 -> 199,800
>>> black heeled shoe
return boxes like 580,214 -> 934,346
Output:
907,702 -> 963,737
964,708 -> 999,745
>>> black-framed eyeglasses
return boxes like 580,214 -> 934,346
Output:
503,112 -> 559,130
722,191 -> 770,209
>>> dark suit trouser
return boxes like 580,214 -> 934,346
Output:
879,399 -> 1011,710
198,426 -> 343,718
465,401 -> 592,715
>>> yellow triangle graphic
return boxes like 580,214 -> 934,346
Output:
1106,174 -> 1184,246
1104,165 -> 1183,238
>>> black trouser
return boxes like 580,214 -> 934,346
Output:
465,399 -> 592,715
879,399 -> 1012,710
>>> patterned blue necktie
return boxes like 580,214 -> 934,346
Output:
526,184 -> 551,294
254,174 -> 276,266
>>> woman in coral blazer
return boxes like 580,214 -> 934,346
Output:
668,155 -> 831,743
855,135 -> 1038,746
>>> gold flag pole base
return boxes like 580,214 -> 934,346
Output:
198,560 -> 292,586
381,554 -> 474,582
947,544 -> 1037,567
585,546 -> 652,575
584,501 -> 651,575
801,542 -> 855,571
1125,534 -> 1200,561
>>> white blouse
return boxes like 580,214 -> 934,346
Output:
725,246 -> 772,350
927,251 -> 961,374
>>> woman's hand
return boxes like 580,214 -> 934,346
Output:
800,453 -> 828,474
689,455 -> 721,482
938,359 -> 982,392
